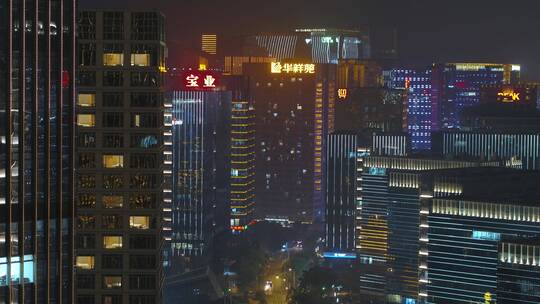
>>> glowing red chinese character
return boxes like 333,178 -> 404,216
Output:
186,74 -> 199,87
203,75 -> 216,88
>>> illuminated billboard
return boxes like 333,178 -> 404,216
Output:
271,62 -> 315,74
181,70 -> 220,91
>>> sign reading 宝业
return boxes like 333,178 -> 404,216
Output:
182,71 -> 219,91
271,62 -> 315,74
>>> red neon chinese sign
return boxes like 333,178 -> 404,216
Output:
181,71 -> 220,90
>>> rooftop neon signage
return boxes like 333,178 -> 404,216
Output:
181,70 -> 219,90
497,90 -> 520,102
271,62 -> 315,74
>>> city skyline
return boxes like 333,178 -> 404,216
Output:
80,0 -> 540,79
2,1 -> 540,303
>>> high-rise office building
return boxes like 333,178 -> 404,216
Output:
433,63 -> 520,129
386,68 -> 434,150
252,28 -> 370,64
243,62 -> 335,223
324,133 -> 358,255
386,63 -> 520,150
0,0 -> 76,302
334,87 -> 406,133
230,100 -> 255,233
75,11 -> 166,304
458,83 -> 540,132
169,91 -> 231,262
433,131 -> 540,170
357,156 -> 501,303
423,170 -> 540,304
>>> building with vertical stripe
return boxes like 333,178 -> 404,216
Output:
170,91 -> 231,261
0,0 -> 76,302
253,29 -> 370,64
230,100 -> 256,233
325,133 -> 358,255
433,131 -> 540,170
75,11 -> 166,304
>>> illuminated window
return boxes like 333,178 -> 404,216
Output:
76,256 -> 95,270
103,154 -> 124,168
103,53 -> 124,66
129,216 -> 151,229
77,114 -> 95,127
103,196 -> 123,208
78,93 -> 96,107
103,236 -> 123,249
130,54 -> 150,66
103,276 -> 122,289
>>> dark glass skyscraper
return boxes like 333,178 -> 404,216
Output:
325,133 -> 358,255
0,0 -> 76,302
169,91 -> 231,263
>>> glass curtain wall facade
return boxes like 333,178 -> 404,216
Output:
0,0 -> 76,302
170,91 -> 231,261
325,133 -> 357,254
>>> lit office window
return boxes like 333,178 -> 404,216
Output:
103,276 -> 122,289
130,54 -> 150,66
103,195 -> 124,208
103,155 -> 124,168
77,114 -> 95,127
103,53 -> 124,66
76,256 -> 95,270
78,93 -> 96,107
129,216 -> 150,229
103,236 -> 123,249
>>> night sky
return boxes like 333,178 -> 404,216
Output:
81,0 -> 540,80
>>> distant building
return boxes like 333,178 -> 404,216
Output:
386,68 -> 434,150
243,62 -> 336,223
252,28 -> 371,64
433,63 -> 521,129
457,83 -> 540,132
201,34 -> 218,55
432,131 -> 540,170
334,87 -> 407,133
386,63 -> 521,150
76,10 -> 166,304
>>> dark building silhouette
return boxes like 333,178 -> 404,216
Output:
243,62 -> 336,223
75,10 -> 166,304
0,0 -> 76,302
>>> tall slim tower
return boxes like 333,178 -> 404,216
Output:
170,91 -> 231,264
230,100 -> 256,232
0,0 -> 76,302
75,10 -> 166,304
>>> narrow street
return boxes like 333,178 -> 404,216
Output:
264,257 -> 288,304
